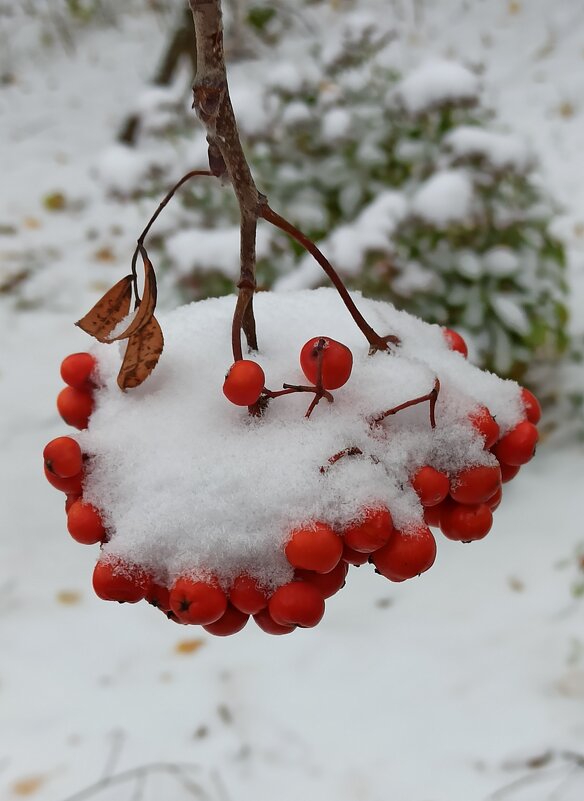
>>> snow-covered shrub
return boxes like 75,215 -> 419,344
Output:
98,16 -> 568,382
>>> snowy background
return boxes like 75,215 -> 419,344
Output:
1,1 -> 584,800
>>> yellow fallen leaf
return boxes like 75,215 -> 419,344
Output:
22,217 -> 41,230
508,1 -> 521,14
175,639 -> 205,655
56,590 -> 82,605
12,775 -> 45,796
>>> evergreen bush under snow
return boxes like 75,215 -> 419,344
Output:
97,15 -> 569,382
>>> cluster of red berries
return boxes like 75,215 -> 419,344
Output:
222,335 -> 353,408
44,330 -> 541,636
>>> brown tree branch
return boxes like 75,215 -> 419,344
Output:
189,0 -> 262,359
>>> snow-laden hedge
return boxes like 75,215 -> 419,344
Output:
97,15 -> 569,383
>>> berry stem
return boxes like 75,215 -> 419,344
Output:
371,378 -> 441,429
188,0 -> 262,358
130,169 -> 213,307
260,204 -> 400,353
319,446 -> 364,474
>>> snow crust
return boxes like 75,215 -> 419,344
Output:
410,169 -> 475,226
80,290 -> 523,591
445,126 -> 533,172
394,60 -> 479,114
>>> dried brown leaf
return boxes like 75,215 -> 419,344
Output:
76,274 -> 133,343
117,315 -> 164,391
107,253 -> 157,342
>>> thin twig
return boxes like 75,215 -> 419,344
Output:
261,204 -> 400,353
59,762 -> 208,801
370,378 -> 440,429
130,169 -> 213,304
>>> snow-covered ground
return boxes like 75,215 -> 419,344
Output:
1,2 -> 584,800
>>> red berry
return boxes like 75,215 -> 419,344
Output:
44,465 -> 83,495
499,462 -> 520,483
60,352 -> 96,391
372,526 -> 436,581
92,560 -> 149,603
439,500 -> 492,542
223,360 -> 265,406
145,582 -> 171,612
285,522 -> 342,573
57,387 -> 94,430
254,608 -> 296,635
229,574 -> 268,615
268,581 -> 325,628
487,486 -> 502,512
296,560 -> 348,599
423,503 -> 444,528
341,543 -> 369,565
342,543 -> 369,564
443,328 -> 468,357
65,494 -> 80,513
169,578 -> 227,625
67,500 -> 106,545
203,604 -> 249,636
450,465 -> 501,505
521,387 -> 542,425
411,466 -> 450,507
43,436 -> 82,478
493,421 -> 539,466
342,507 -> 393,553
300,337 -> 353,390
469,406 -> 500,449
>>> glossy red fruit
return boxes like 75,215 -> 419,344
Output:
423,502 -> 444,528
92,560 -> 149,603
222,360 -> 265,406
43,436 -> 82,478
60,352 -> 96,391
487,486 -> 502,512
493,421 -> 539,466
521,387 -> 542,425
145,582 -> 171,612
372,526 -> 436,581
439,500 -> 493,542
443,328 -> 468,357
300,337 -> 353,390
269,581 -> 325,628
343,507 -> 393,553
203,604 -> 249,636
411,466 -> 450,507
450,464 -> 501,505
44,465 -> 83,495
341,543 -> 369,565
169,578 -> 227,625
253,608 -> 296,635
57,387 -> 94,430
296,560 -> 348,599
67,500 -> 106,545
229,574 -> 268,615
499,462 -> 520,483
65,494 -> 80,513
469,406 -> 500,449
285,522 -> 342,573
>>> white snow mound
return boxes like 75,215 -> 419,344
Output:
79,289 -> 523,590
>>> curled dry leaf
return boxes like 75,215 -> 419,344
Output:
76,274 -> 133,343
117,314 -> 164,391
107,252 -> 157,342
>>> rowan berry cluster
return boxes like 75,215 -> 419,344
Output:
223,335 -> 353,418
43,328 -> 540,636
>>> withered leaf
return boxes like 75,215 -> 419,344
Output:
107,253 -> 157,342
117,314 -> 164,391
76,274 -> 133,343
175,638 -> 205,655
